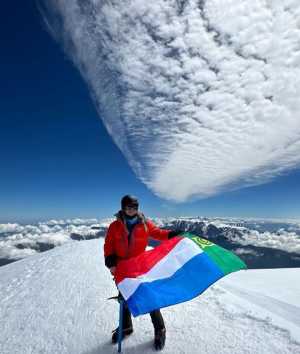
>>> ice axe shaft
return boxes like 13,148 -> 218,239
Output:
117,299 -> 124,353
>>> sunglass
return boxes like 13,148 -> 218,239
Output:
124,205 -> 138,210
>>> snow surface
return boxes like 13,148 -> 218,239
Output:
0,239 -> 299,354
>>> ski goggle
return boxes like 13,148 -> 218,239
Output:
124,205 -> 138,210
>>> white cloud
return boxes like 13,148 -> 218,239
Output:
238,229 -> 300,254
0,219 -> 106,261
169,216 -> 300,254
0,224 -> 24,234
1,217 -> 300,263
39,0 -> 300,201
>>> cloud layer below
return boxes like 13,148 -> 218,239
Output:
0,218 -> 110,261
1,217 -> 300,264
39,0 -> 300,202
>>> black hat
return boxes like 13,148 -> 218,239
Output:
121,195 -> 139,210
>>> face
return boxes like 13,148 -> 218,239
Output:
124,205 -> 138,217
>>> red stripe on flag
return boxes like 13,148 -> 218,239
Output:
115,236 -> 184,284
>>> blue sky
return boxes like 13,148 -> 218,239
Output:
1,1 -> 300,223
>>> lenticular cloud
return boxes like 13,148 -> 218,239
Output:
38,0 -> 300,202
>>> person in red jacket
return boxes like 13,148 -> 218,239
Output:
104,195 -> 182,351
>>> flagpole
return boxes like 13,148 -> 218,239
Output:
117,298 -> 124,353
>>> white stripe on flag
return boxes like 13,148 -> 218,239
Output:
118,238 -> 202,300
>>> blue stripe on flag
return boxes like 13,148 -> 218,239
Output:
126,252 -> 224,316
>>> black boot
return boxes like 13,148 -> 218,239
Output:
111,326 -> 133,344
150,310 -> 166,350
154,328 -> 166,350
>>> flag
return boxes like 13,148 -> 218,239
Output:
114,232 -> 247,317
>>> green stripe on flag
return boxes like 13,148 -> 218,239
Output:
183,232 -> 247,275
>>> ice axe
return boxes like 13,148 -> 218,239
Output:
108,294 -> 124,353
117,298 -> 124,353
107,295 -> 119,301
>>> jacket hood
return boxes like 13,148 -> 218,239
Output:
114,210 -> 148,232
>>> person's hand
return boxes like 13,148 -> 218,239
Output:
110,266 -> 116,275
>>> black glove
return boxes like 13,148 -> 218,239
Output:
168,230 -> 184,239
105,254 -> 117,268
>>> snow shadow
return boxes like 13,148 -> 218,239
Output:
84,338 -> 154,354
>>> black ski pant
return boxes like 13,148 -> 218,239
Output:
119,292 -> 165,331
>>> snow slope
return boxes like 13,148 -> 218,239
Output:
0,239 -> 299,354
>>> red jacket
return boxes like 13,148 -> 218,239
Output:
104,211 -> 170,266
